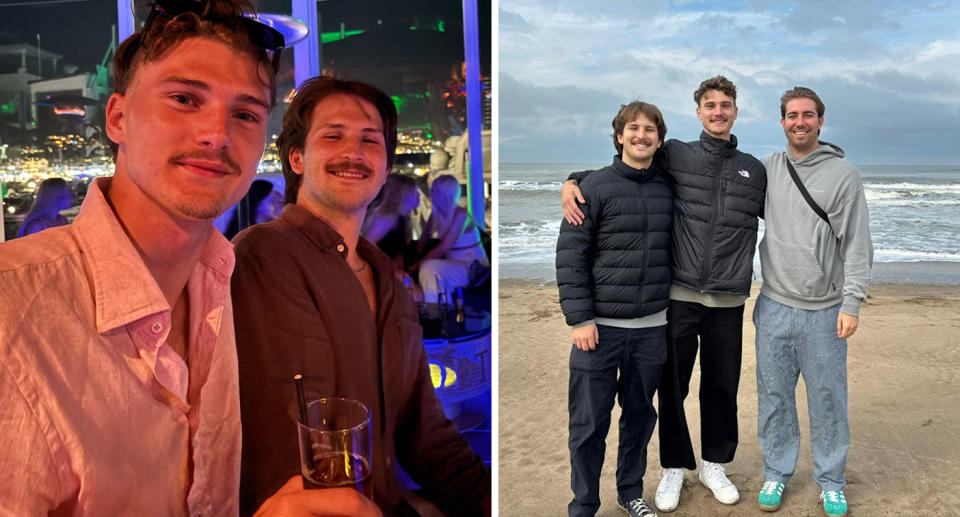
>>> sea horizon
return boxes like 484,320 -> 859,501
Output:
498,162 -> 960,285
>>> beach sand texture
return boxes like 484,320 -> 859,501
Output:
499,281 -> 960,516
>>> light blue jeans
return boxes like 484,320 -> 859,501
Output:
753,294 -> 849,491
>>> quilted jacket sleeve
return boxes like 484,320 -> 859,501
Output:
556,182 -> 600,326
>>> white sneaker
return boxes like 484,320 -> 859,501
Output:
698,460 -> 740,505
654,468 -> 685,512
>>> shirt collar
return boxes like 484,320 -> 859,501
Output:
71,177 -> 235,334
277,203 -> 349,254
278,202 -> 396,268
611,154 -> 661,182
699,130 -> 739,157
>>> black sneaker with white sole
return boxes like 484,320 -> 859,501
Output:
617,497 -> 658,517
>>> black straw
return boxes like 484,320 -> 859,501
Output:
294,374 -> 316,485
294,374 -> 308,426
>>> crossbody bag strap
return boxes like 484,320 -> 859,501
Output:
785,159 -> 830,225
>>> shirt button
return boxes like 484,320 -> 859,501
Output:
385,457 -> 392,467
152,322 -> 163,334
336,243 -> 345,253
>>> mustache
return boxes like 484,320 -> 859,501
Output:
327,160 -> 375,176
168,150 -> 241,175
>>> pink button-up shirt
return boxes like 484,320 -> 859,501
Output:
0,178 -> 241,516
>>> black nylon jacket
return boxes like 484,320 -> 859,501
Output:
556,156 -> 674,326
570,131 -> 765,295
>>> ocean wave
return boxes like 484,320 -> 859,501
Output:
864,182 -> 960,194
498,180 -> 564,191
866,198 -> 960,206
871,248 -> 960,262
864,190 -> 904,201
498,220 -> 562,247
863,182 -> 960,205
499,247 -> 557,264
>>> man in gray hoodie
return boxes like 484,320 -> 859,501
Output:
753,87 -> 872,517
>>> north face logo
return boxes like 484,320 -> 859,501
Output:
738,170 -> 750,178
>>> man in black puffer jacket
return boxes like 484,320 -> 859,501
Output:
562,76 -> 766,513
556,101 -> 673,517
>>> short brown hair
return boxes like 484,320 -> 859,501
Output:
109,0 -> 277,156
780,86 -> 825,118
694,75 -> 737,106
277,76 -> 399,204
611,101 -> 667,155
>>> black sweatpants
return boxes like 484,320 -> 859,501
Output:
568,324 -> 666,517
657,300 -> 744,470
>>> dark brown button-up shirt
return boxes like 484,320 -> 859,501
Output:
231,204 -> 489,516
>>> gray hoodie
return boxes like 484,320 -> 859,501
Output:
760,141 -> 873,316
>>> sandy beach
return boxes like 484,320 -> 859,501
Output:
498,280 -> 960,516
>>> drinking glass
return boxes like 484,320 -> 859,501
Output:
297,397 -> 373,498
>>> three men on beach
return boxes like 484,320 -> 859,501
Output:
561,81 -> 872,517
0,1 -> 379,514
557,101 -> 673,517
563,76 -> 765,513
231,76 -> 490,517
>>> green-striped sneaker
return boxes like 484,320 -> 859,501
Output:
757,481 -> 784,511
820,490 -> 847,516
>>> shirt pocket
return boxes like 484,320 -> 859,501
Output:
760,234 -> 828,298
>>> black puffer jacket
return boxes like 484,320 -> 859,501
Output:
556,156 -> 674,326
570,131 -> 765,295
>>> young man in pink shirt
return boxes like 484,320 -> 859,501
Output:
0,1 -> 379,515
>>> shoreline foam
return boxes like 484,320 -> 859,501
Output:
499,260 -> 960,286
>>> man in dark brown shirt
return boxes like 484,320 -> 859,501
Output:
231,76 -> 489,517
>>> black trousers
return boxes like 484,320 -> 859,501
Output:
657,300 -> 744,470
568,324 -> 666,517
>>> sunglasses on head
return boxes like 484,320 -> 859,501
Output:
143,0 -> 285,72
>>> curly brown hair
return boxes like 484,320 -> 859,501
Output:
693,75 -> 737,107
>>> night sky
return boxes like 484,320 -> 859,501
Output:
0,0 -> 118,72
0,0 -> 491,75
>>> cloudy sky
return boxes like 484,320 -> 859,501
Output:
499,0 -> 960,165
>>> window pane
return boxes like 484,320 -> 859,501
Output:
0,0 -> 116,240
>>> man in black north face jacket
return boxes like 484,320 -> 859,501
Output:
556,101 -> 672,517
562,76 -> 766,513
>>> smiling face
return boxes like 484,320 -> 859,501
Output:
696,89 -> 738,140
616,113 -> 661,169
781,97 -> 824,158
289,93 -> 389,220
106,37 -> 271,222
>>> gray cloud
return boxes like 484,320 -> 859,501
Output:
499,8 -> 532,31
499,74 -> 626,163
500,1 -> 960,165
